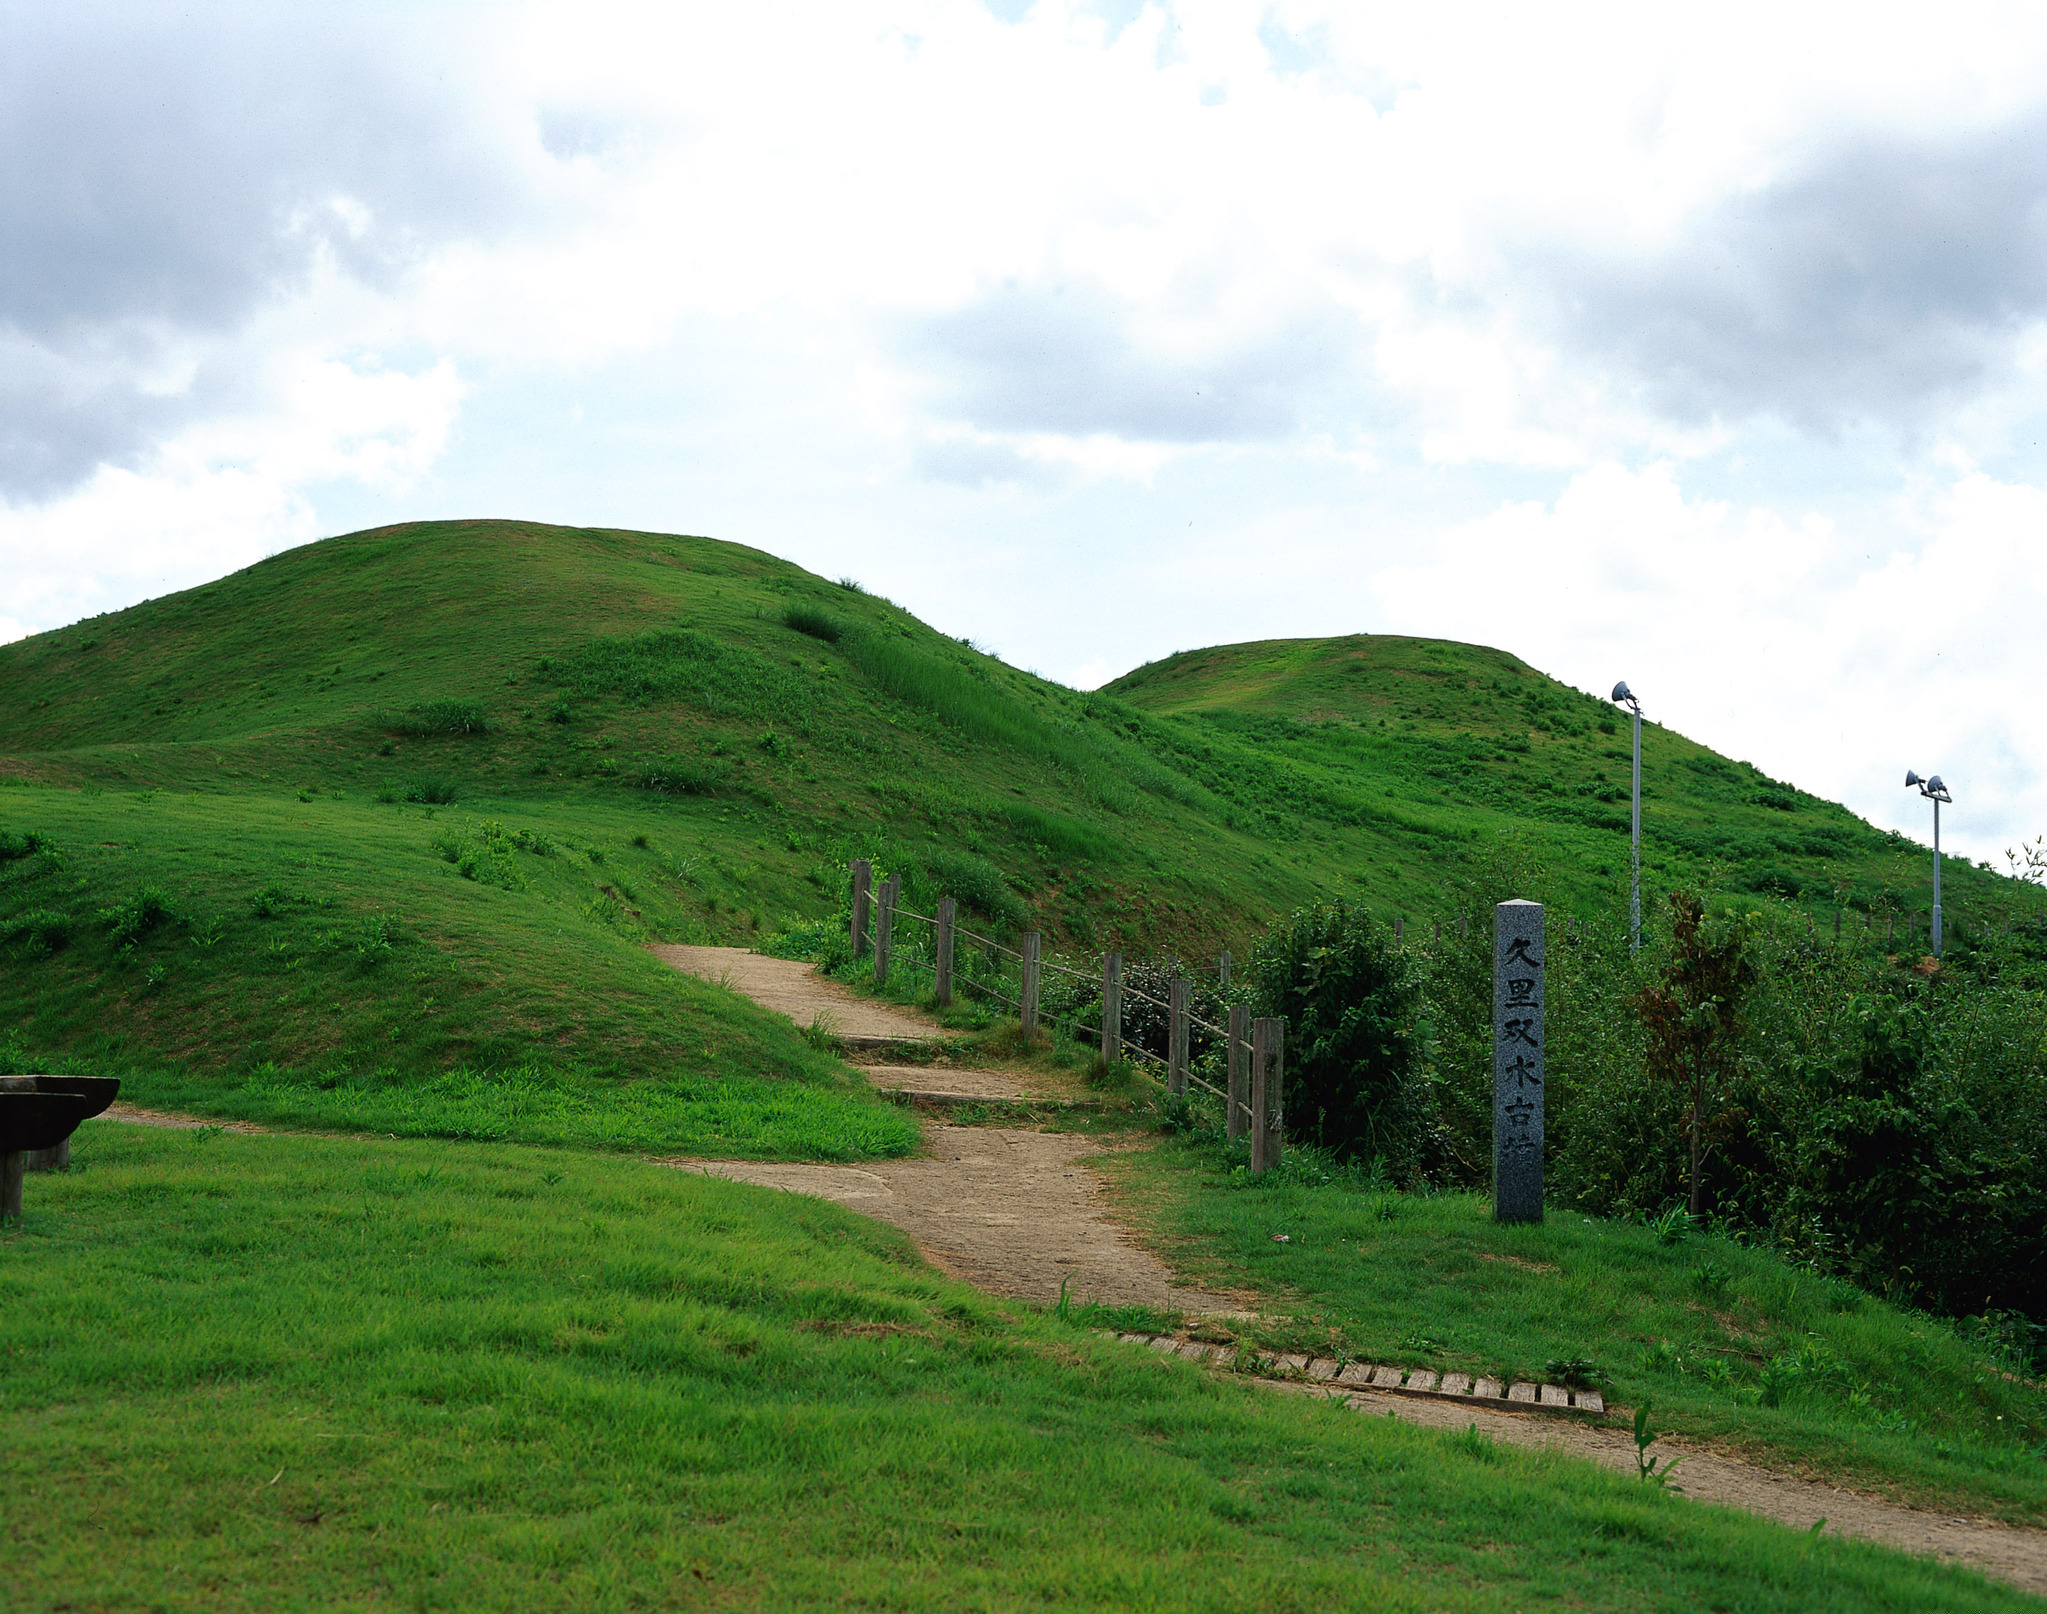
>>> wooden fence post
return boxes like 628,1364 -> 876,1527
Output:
1226,1005 -> 1250,1140
934,897 -> 955,1006
1,1151 -> 22,1222
874,873 -> 899,986
1102,950 -> 1123,1065
1168,978 -> 1189,1098
1395,914 -> 1404,947
1020,931 -> 1041,1039
1218,951 -> 1231,986
1251,1016 -> 1285,1176
849,860 -> 871,957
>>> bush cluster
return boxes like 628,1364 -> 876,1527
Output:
1246,854 -> 2047,1331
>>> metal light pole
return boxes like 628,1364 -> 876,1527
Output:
1612,681 -> 1644,953
1904,771 -> 1952,957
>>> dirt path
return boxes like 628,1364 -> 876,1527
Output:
650,945 -> 1031,1099
665,1126 -> 1243,1313
100,1103 -> 264,1132
1273,1379 -> 2047,1595
650,944 -> 938,1045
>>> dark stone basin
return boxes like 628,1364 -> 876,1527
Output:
0,1092 -> 100,1154
1,1076 -> 122,1218
0,1075 -> 121,1119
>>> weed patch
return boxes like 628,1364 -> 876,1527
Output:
386,699 -> 492,737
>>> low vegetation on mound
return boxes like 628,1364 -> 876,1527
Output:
2,1124 -> 2026,1612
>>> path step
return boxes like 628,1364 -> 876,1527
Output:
1104,1332 -> 1612,1419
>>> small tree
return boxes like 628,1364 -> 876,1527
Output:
1250,901 -> 1423,1163
1634,892 -> 1758,1217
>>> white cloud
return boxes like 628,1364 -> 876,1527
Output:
8,0 -> 2047,867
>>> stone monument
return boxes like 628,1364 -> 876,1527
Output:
1493,899 -> 1544,1222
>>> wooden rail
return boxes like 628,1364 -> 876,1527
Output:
843,862 -> 1284,1173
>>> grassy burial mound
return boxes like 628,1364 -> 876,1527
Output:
0,518 -> 2033,1141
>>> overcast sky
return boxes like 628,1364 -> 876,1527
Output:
6,0 -> 2047,869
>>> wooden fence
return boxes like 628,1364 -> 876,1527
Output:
846,858 -> 1287,1175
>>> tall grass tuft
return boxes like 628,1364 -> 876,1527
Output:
388,700 -> 492,737
782,605 -> 842,644
635,756 -> 730,796
844,631 -> 1122,795
541,628 -> 805,722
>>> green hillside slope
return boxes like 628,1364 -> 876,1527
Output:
1106,634 -> 1998,927
0,519 -> 2024,1119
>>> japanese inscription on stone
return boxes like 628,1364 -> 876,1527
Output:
1493,899 -> 1544,1223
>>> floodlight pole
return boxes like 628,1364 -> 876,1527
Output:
1904,770 -> 1952,959
1932,794 -> 1943,959
1612,682 -> 1643,954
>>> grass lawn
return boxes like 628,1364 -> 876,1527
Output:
1,1122 -> 2031,1611
1097,1134 -> 2047,1525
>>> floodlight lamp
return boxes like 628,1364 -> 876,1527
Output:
1611,680 -> 1633,703
1905,770 -> 1923,788
1929,775 -> 1950,800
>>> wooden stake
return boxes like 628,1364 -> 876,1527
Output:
1168,978 -> 1190,1099
849,860 -> 871,957
1251,1017 -> 1285,1176
934,897 -> 955,1006
1,1151 -> 21,1222
873,874 -> 899,986
1102,951 -> 1123,1065
1226,1005 -> 1250,1140
1020,931 -> 1041,1039
1218,950 -> 1231,987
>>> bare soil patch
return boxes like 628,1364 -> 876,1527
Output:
859,1064 -> 1025,1101
98,1104 -> 265,1133
649,944 -> 939,1044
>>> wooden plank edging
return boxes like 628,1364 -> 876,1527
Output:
1100,1332 -> 1610,1420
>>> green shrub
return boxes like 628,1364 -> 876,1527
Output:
404,776 -> 459,805
782,605 -> 842,644
101,886 -> 176,948
442,822 -> 523,891
1249,901 -> 1424,1164
1,907 -> 70,956
388,700 -> 492,737
354,913 -> 398,961
248,885 -> 292,918
0,830 -> 50,861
